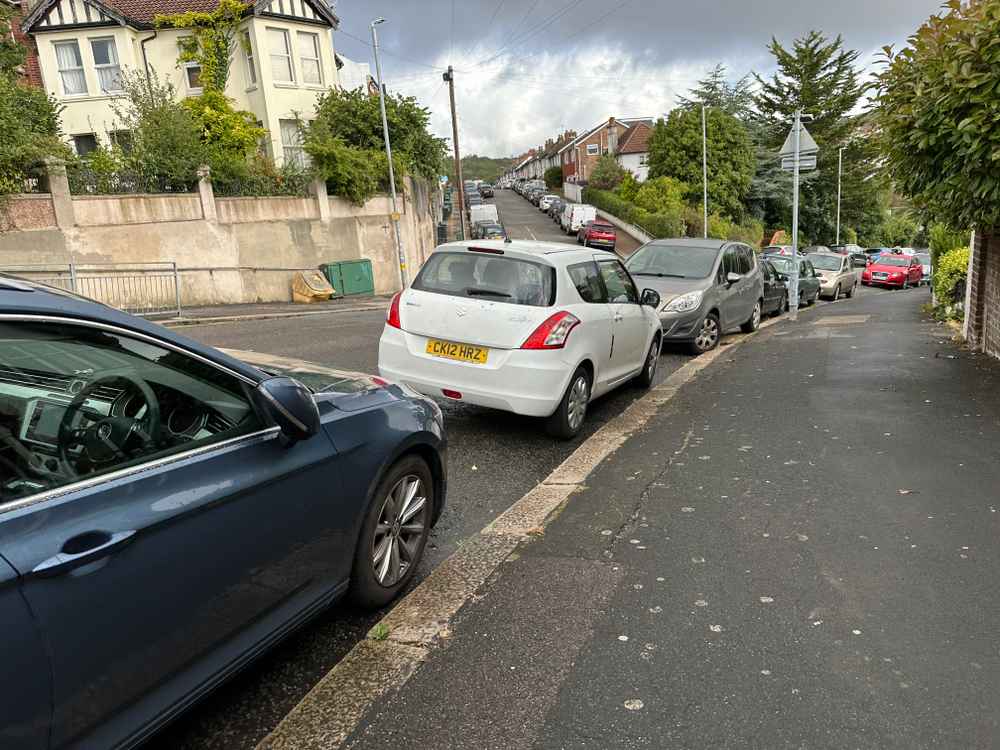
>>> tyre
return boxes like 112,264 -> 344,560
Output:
634,335 -> 661,389
832,284 -> 841,300
807,290 -> 817,306
689,312 -> 720,355
349,455 -> 433,609
772,292 -> 787,317
546,366 -> 591,440
846,282 -> 856,298
741,299 -> 762,333
902,278 -> 910,290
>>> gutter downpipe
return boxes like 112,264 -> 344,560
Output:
140,28 -> 158,91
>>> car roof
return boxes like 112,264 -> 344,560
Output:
0,275 -> 266,381
806,250 -> 845,258
434,240 -> 600,264
647,237 -> 727,250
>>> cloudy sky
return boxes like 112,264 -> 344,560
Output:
330,0 -> 944,158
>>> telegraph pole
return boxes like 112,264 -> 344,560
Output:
371,17 -> 408,288
701,104 -> 708,239
443,66 -> 467,240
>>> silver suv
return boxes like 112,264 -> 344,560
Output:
624,239 -> 765,354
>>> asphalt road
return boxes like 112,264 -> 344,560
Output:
147,187 -> 685,750
495,188 -> 642,255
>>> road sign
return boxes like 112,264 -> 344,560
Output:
781,154 -> 817,172
779,122 -> 818,158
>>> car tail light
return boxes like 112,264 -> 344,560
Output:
442,389 -> 462,399
521,312 -> 580,350
387,292 -> 402,329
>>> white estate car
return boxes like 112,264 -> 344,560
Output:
538,194 -> 560,211
378,241 -> 664,438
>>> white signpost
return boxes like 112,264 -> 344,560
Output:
779,111 -> 818,320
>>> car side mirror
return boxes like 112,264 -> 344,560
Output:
255,377 -> 320,442
726,272 -> 741,285
640,288 -> 661,308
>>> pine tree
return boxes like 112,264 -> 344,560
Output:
752,31 -> 884,243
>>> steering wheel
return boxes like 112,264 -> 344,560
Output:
58,373 -> 161,474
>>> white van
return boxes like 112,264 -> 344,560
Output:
469,203 -> 500,226
561,204 -> 597,234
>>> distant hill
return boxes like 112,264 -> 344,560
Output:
446,155 -> 515,184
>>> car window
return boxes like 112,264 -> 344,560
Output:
761,262 -> 773,281
723,247 -> 740,276
597,260 -> 638,304
412,251 -> 556,307
0,321 -> 263,504
737,247 -> 753,275
567,261 -> 607,304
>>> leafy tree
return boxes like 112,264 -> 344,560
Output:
928,223 -> 969,269
873,0 -> 1000,232
109,70 -> 204,188
880,212 -> 920,247
752,31 -> 883,243
647,106 -> 754,221
0,9 -> 70,198
155,0 -> 249,93
182,90 -> 264,179
677,63 -> 755,121
589,154 -> 626,190
544,166 -> 563,189
306,87 -> 445,193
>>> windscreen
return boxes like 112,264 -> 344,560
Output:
626,243 -> 719,279
413,252 -> 555,307
876,256 -> 910,267
807,254 -> 843,271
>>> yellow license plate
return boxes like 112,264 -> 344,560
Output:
425,339 -> 489,364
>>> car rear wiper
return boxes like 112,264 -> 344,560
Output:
633,272 -> 686,278
466,288 -> 513,298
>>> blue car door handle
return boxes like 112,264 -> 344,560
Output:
31,530 -> 137,577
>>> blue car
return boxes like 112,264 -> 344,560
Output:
0,277 -> 446,749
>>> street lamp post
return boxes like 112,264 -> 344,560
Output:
701,105 -> 708,239
371,17 -> 408,289
835,146 -> 845,245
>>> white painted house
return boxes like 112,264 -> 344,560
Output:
21,0 -> 340,164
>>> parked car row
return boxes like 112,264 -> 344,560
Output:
511,180 -> 599,236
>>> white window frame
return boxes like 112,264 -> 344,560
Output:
242,30 -> 257,87
268,27 -> 295,84
297,31 -> 322,86
639,153 -> 648,166
586,143 -> 599,156
183,61 -> 203,93
89,36 -> 122,93
280,118 -> 307,167
54,40 -> 87,96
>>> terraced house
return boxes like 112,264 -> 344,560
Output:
20,0 -> 340,164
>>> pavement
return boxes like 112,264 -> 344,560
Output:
266,286 -> 1000,750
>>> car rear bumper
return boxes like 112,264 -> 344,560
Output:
378,327 -> 569,418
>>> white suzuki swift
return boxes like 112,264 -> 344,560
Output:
378,240 -> 663,438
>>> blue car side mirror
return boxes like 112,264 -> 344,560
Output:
255,377 -> 321,441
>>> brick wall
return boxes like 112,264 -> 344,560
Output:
10,4 -> 43,87
967,231 -> 1000,359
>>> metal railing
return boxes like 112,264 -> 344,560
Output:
0,262 -> 182,318
67,168 -> 194,195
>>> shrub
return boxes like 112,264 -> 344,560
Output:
933,246 -> 969,305
589,154 -> 626,190
182,90 -> 265,180
618,171 -> 639,203
543,166 -> 563,189
0,70 -> 71,198
633,176 -> 687,215
928,223 -> 968,270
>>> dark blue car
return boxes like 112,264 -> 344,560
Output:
0,277 -> 446,749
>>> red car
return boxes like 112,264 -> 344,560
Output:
861,254 -> 923,288
577,220 -> 617,250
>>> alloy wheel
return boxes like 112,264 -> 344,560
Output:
372,475 -> 428,588
695,316 -> 719,351
645,340 -> 659,379
752,302 -> 762,329
567,375 -> 589,431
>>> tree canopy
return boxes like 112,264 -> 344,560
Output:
589,153 -> 627,190
753,30 -> 883,243
647,105 -> 754,221
873,0 -> 1000,230
305,87 -> 446,204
